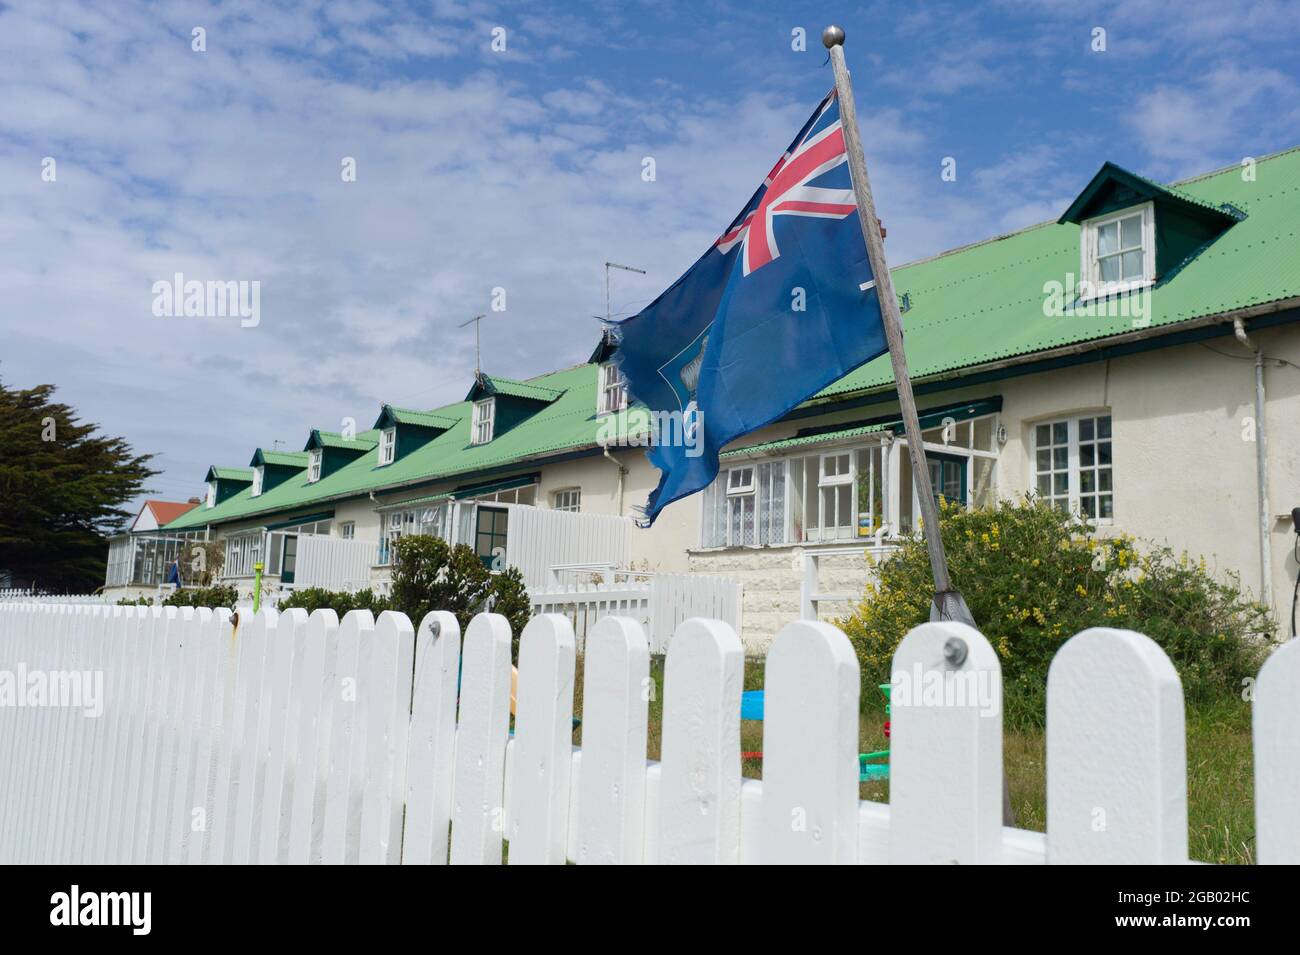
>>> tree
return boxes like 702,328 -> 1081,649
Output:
0,379 -> 157,592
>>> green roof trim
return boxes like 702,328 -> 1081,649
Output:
305,429 -> 379,452
251,449 -> 311,468
466,374 -> 564,403
374,405 -> 459,431
264,511 -> 335,531
721,398 -> 1001,457
205,466 -> 253,482
377,491 -> 452,509
721,423 -> 887,458
451,473 -> 540,499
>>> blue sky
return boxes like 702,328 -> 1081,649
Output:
2,0 -> 1298,516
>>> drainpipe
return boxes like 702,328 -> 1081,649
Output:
1233,318 -> 1273,611
602,444 -> 628,516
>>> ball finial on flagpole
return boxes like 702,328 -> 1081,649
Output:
822,24 -> 845,48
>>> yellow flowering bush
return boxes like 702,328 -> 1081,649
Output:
838,496 -> 1271,728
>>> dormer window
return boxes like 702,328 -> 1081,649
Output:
251,465 -> 265,497
205,481 -> 216,508
1081,202 -> 1154,299
472,398 -> 495,445
307,449 -> 322,483
378,427 -> 396,465
598,362 -> 627,415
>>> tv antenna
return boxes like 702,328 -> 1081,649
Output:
459,314 -> 488,375
605,261 -> 647,324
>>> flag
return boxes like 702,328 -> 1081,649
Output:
614,90 -> 889,525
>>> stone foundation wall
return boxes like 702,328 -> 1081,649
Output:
688,546 -> 878,651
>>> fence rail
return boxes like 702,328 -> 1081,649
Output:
1,601 -> 1298,864
529,573 -> 742,653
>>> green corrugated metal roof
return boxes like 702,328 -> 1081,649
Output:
306,429 -> 379,452
468,374 -> 564,403
254,450 -> 311,468
164,147 -> 1300,533
811,145 -> 1300,402
206,466 -> 253,482
722,422 -> 887,457
381,406 -> 459,430
165,363 -> 642,530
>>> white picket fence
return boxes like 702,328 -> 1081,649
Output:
2,602 -> 1299,864
0,591 -> 111,605
530,573 -> 742,653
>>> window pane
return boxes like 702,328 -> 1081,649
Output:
1081,496 -> 1097,518
1120,214 -> 1142,249
1052,422 -> 1067,444
1098,443 -> 1112,466
1097,221 -> 1118,255
1036,448 -> 1050,471
1097,416 -> 1111,438
1053,446 -> 1067,469
1080,470 -> 1095,492
1035,424 -> 1050,446
1036,474 -> 1051,495
1100,495 -> 1114,519
973,418 -> 993,451
1099,469 -> 1112,492
1080,443 -> 1094,467
1079,418 -> 1094,441
1121,249 -> 1143,279
1053,472 -> 1068,495
1099,255 -> 1120,282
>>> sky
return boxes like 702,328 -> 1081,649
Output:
2,0 -> 1299,519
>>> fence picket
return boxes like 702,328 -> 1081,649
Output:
508,614 -> 577,865
449,613 -> 513,865
574,616 -> 650,864
358,611 -> 416,865
284,609 -> 338,865
403,611 -> 462,865
888,621 -> 1002,864
321,610 -> 370,864
1253,637 -> 1300,864
1047,627 -> 1186,864
759,620 -> 860,864
656,617 -> 743,864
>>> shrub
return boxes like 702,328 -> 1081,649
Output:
117,584 -> 240,609
487,566 -> 532,659
389,536 -> 492,633
278,586 -> 391,616
837,496 -> 1271,728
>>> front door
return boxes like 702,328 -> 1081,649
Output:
473,507 -> 509,570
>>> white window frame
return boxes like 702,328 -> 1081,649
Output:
472,398 -> 495,445
307,448 -> 322,483
1032,413 -> 1113,523
251,465 -> 265,497
552,488 -> 581,512
339,521 -> 355,540
1080,201 -> 1155,301
205,480 -> 216,508
597,361 -> 627,415
727,466 -> 755,496
378,427 -> 396,466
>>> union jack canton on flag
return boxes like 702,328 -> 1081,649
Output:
614,90 -> 889,526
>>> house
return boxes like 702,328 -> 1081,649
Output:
111,147 -> 1300,647
104,498 -> 203,592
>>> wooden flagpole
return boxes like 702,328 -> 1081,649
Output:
825,25 -> 1014,825
824,25 -> 975,629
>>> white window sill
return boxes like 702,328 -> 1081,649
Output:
1077,278 -> 1153,303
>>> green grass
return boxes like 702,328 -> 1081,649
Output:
570,656 -> 1257,864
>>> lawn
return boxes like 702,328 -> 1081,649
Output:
570,657 -> 1257,864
